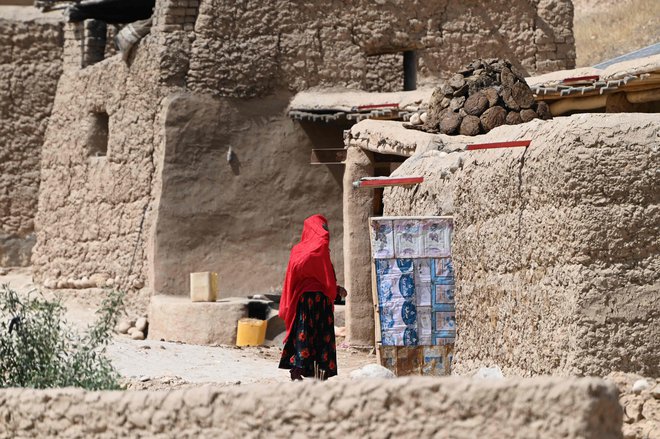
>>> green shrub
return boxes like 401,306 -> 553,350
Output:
0,284 -> 124,390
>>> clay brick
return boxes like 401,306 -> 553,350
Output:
168,7 -> 187,16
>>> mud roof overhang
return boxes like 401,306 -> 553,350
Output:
287,88 -> 433,123
289,53 -> 660,126
526,52 -> 660,109
292,51 -> 660,159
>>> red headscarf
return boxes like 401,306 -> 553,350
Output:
279,214 -> 337,342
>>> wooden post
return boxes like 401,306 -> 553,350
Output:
343,146 -> 375,347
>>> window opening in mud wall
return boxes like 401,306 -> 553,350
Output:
87,112 -> 109,157
365,50 -> 417,92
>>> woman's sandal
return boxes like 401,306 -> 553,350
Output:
290,367 -> 304,381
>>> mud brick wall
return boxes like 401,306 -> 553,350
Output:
32,3 -> 346,297
383,113 -> 659,377
0,8 -> 63,266
31,0 -> 575,297
187,0 -> 575,98
32,24 -> 169,291
152,0 -> 199,32
0,377 -> 622,438
146,2 -> 345,297
151,0 -> 200,85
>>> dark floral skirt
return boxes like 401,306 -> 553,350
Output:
278,291 -> 337,378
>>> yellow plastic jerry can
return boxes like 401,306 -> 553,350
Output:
236,318 -> 267,346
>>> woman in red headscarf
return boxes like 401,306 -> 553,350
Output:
278,214 -> 347,380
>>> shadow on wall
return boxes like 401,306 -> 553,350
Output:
227,148 -> 240,176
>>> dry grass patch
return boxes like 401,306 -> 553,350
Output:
574,0 -> 660,67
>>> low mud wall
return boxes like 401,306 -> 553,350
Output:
0,377 -> 622,438
382,113 -> 659,377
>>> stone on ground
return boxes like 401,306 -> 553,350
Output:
633,379 -> 650,394
349,364 -> 396,379
116,320 -> 133,334
135,317 -> 148,332
473,366 -> 504,380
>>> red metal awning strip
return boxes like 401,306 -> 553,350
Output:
353,176 -> 423,188
562,75 -> 600,83
466,140 -> 531,150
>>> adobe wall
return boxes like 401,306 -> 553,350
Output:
29,3 -> 346,297
188,0 -> 575,98
32,0 -> 204,291
31,0 -> 575,296
150,93 -> 345,296
31,0 -> 213,291
152,0 -> 578,297
382,114 -> 659,377
0,7 -> 63,266
31,28 -> 169,291
0,377 -> 622,438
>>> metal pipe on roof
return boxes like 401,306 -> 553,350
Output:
403,51 -> 417,91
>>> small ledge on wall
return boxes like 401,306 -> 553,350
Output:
88,156 -> 108,166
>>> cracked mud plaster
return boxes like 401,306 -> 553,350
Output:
32,34 -> 166,291
383,113 -> 659,377
0,11 -> 63,266
187,0 -> 574,98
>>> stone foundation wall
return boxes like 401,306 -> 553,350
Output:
382,114 -> 659,377
188,0 -> 575,98
0,377 -> 622,438
0,8 -> 63,266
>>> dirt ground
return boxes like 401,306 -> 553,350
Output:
0,267 -> 376,390
2,267 -> 658,438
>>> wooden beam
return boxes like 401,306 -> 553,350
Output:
355,103 -> 399,111
310,148 -> 347,165
549,95 -> 607,116
626,88 -> 660,103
